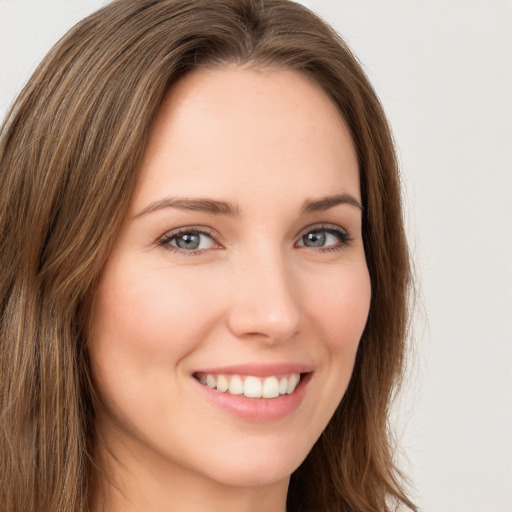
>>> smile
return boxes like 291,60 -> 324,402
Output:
194,372 -> 301,398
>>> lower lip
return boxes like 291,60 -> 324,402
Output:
193,373 -> 312,422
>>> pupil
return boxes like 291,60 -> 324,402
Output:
305,231 -> 326,247
176,233 -> 200,250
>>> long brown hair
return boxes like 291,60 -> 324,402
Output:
0,1 -> 415,510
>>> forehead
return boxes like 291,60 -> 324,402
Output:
130,67 -> 359,213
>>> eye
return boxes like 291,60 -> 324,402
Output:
158,228 -> 218,254
296,225 -> 352,251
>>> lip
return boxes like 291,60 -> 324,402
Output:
193,362 -> 314,378
192,364 -> 313,422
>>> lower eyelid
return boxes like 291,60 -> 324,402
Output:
297,226 -> 352,246
158,228 -> 218,250
157,225 -> 352,252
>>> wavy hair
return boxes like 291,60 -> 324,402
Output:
0,1 -> 415,510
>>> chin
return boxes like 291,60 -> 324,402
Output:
188,435 -> 312,488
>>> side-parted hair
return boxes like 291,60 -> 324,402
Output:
0,1 -> 415,511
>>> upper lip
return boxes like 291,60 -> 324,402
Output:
193,363 -> 314,377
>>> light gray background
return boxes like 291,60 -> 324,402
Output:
1,1 -> 511,511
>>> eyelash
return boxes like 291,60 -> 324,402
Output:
299,224 -> 353,252
157,224 -> 352,256
157,226 -> 219,256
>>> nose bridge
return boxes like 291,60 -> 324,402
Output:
227,242 -> 300,342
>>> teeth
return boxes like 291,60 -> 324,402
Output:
216,374 -> 229,392
286,373 -> 300,394
262,376 -> 279,398
206,374 -> 216,388
228,375 -> 244,395
196,372 -> 302,398
278,377 -> 288,395
244,376 -> 262,398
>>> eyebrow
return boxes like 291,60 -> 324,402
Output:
301,193 -> 363,213
134,197 -> 241,218
134,193 -> 363,218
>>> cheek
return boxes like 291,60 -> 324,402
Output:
293,261 -> 371,441
309,262 -> 371,355
90,260 -> 221,365
85,262 -> 201,374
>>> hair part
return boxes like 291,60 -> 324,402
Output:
0,1 -> 415,510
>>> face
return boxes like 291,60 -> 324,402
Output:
88,68 -> 371,492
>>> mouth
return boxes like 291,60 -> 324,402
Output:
192,364 -> 313,421
193,372 -> 302,399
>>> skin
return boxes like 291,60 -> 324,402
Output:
88,67 -> 371,512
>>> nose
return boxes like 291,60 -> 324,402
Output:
226,249 -> 301,344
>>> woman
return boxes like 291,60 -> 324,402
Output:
0,1 -> 415,511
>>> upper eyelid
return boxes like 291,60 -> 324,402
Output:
296,222 -> 350,238
160,222 -> 348,237
157,228 -> 222,255
159,225 -> 220,242
158,223 -> 350,248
